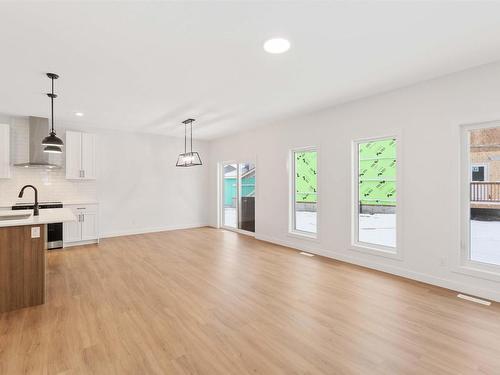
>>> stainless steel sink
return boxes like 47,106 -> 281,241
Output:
0,213 -> 32,221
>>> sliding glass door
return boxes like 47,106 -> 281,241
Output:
222,162 -> 255,233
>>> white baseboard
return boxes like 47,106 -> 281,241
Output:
256,233 -> 500,303
100,223 -> 208,239
63,239 -> 99,248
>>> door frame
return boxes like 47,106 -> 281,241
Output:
219,160 -> 256,236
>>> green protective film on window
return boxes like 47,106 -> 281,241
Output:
359,138 -> 396,206
295,151 -> 317,203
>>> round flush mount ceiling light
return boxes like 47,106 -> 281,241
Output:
263,38 -> 290,54
75,112 -> 84,117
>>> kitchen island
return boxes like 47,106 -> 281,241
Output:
0,208 -> 76,313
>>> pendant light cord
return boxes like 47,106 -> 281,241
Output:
190,122 -> 193,153
184,122 -> 187,154
50,77 -> 55,134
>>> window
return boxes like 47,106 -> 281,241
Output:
471,164 -> 488,182
464,126 -> 500,267
290,148 -> 318,236
353,137 -> 398,254
221,162 -> 256,233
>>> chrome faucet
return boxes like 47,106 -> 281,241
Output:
18,185 -> 39,216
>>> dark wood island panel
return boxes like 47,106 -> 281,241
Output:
0,224 -> 46,313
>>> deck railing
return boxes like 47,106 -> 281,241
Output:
470,182 -> 500,202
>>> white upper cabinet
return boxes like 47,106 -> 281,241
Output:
65,130 -> 96,180
81,132 -> 96,179
0,124 -> 10,179
65,131 -> 81,179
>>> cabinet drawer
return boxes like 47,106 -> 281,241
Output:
68,204 -> 98,215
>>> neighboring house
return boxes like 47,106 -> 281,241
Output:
470,127 -> 500,219
470,127 -> 500,182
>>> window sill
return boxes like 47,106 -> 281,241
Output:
287,230 -> 319,242
350,242 -> 402,260
453,262 -> 500,283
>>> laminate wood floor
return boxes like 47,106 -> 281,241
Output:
1,227 -> 499,374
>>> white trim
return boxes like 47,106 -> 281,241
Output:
289,146 -> 319,240
216,162 -> 221,229
457,120 -> 500,279
453,264 -> 500,283
350,243 -> 401,260
220,161 -> 238,229
350,134 -> 403,260
287,230 -> 319,242
99,223 -> 207,239
255,233 -> 500,302
63,239 -> 99,248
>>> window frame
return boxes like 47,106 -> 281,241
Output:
351,134 -> 403,260
456,121 -> 500,280
288,146 -> 319,240
470,163 -> 489,182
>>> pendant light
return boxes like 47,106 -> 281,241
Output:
42,73 -> 63,153
176,118 -> 202,167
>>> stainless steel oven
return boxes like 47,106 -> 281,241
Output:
12,202 -> 63,249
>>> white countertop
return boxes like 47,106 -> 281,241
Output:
0,208 -> 76,228
63,201 -> 99,206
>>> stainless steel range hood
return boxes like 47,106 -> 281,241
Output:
14,117 -> 61,169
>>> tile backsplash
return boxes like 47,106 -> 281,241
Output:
0,117 -> 97,206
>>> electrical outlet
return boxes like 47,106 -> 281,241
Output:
31,227 -> 40,238
440,257 -> 446,266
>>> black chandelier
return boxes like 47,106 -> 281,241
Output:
42,73 -> 64,153
176,118 -> 202,167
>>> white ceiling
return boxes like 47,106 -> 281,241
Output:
2,1 -> 500,140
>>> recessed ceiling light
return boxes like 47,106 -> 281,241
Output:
263,38 -> 290,54
75,112 -> 84,117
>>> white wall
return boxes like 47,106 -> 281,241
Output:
94,129 -> 209,237
207,61 -> 500,302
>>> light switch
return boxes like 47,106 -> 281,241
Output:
31,226 -> 40,238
